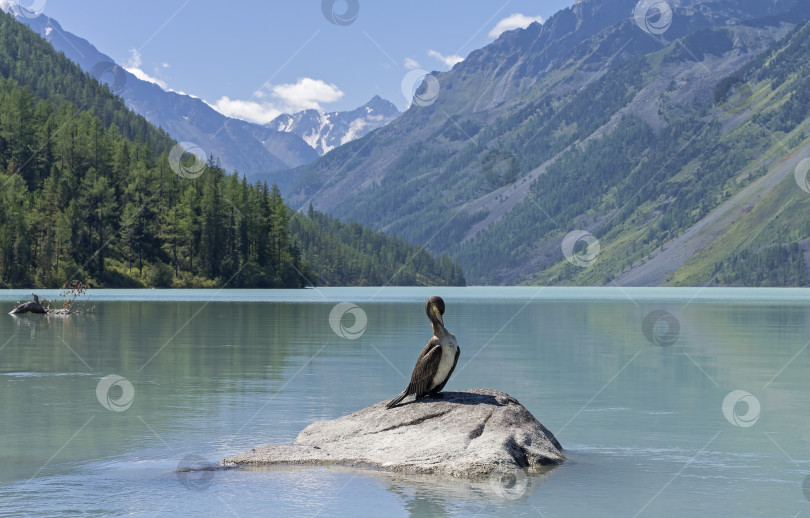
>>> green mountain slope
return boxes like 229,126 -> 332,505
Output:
278,0 -> 810,286
627,19 -> 810,287
0,12 -> 464,288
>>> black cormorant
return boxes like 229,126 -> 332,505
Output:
386,296 -> 460,409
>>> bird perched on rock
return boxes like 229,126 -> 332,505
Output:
386,296 -> 460,409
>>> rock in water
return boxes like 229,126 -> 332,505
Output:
223,388 -> 564,478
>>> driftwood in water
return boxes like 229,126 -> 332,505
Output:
9,300 -> 46,314
8,294 -> 71,315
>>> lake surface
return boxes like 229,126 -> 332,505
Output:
1,287 -> 809,517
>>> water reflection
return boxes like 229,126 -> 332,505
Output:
8,311 -> 95,341
292,464 -> 559,516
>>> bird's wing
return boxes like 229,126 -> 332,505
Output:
431,346 -> 459,394
407,338 -> 443,397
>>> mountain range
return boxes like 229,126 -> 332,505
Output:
275,0 -> 810,286
8,0 -> 810,287
268,95 -> 400,156
7,7 -> 399,178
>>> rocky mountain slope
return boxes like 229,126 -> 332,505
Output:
279,0 -> 810,286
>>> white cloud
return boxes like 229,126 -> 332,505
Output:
427,50 -> 463,68
123,48 -> 168,89
488,13 -> 544,38
404,57 -> 420,70
271,77 -> 344,111
208,97 -> 283,125
208,77 -> 344,125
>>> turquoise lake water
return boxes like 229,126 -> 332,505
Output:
1,287 -> 809,517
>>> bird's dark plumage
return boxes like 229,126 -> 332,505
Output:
386,296 -> 460,409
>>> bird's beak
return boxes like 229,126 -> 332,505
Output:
433,306 -> 444,325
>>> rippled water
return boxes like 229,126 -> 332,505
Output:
1,287 -> 809,517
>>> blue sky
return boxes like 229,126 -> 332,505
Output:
29,1 -> 574,122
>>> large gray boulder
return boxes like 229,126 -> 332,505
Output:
223,388 -> 564,478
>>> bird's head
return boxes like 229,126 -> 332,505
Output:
425,296 -> 445,326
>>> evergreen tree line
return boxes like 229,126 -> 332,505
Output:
0,76 -> 310,287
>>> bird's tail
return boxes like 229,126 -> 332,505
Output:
385,390 -> 408,409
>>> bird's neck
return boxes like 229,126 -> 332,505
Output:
432,322 -> 449,339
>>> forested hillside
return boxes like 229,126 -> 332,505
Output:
291,206 -> 466,286
0,12 -> 464,288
